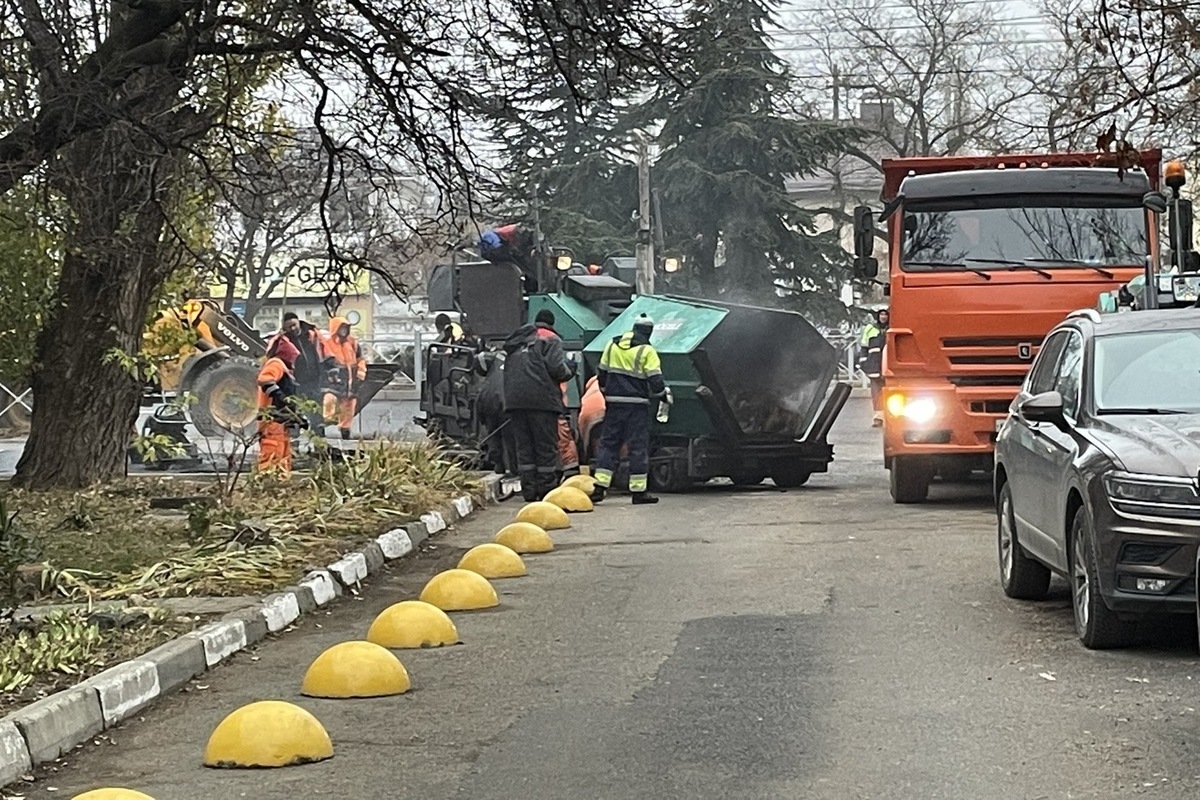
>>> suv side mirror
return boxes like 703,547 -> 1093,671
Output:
1020,390 -> 1067,430
852,205 -> 879,280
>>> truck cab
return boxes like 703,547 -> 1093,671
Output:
852,151 -> 1161,503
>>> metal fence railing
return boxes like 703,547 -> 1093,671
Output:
827,334 -> 868,388
359,332 -> 429,389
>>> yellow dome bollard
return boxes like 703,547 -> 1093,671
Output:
72,791 -> 156,800
367,600 -> 459,649
419,568 -> 499,611
561,474 -> 596,494
543,486 -> 594,512
458,543 -> 527,579
494,522 -> 554,554
515,501 -> 572,530
203,700 -> 333,768
301,641 -> 411,698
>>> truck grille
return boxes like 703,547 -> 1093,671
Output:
969,400 -> 1011,414
943,336 -> 1041,367
949,375 -> 1025,388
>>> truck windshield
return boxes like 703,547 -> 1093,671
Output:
1094,330 -> 1200,415
901,201 -> 1147,272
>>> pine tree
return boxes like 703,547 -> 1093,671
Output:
643,0 -> 858,322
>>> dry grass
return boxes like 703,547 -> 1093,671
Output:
0,440 -> 480,715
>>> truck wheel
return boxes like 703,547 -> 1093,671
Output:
188,359 -> 260,438
1071,506 -> 1135,649
997,483 -> 1050,600
729,471 -> 766,487
770,466 -> 812,488
890,456 -> 931,504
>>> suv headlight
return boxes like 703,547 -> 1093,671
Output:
1104,473 -> 1200,519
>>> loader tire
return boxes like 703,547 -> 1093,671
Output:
188,358 -> 261,438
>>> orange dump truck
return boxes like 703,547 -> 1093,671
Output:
851,150 -> 1161,503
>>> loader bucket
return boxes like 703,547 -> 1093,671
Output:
583,295 -> 839,443
353,363 -> 404,416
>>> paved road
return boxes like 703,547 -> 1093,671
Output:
16,397 -> 1200,798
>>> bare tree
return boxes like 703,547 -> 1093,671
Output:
1074,0 -> 1199,155
206,132 -> 431,321
0,0 -> 680,489
1002,0 -> 1163,153
790,0 -> 1037,167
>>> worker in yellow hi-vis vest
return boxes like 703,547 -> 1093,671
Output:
590,314 -> 667,505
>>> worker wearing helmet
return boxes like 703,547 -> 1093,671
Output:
434,313 -> 465,345
322,316 -> 367,440
591,313 -> 665,505
257,335 -> 303,472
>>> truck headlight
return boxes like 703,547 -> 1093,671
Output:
1104,473 -> 1200,518
886,393 -> 938,424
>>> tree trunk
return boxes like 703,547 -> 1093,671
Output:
13,123 -> 174,490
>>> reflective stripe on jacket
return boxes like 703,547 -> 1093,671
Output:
598,332 -> 665,404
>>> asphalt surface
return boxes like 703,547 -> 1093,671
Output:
14,397 -> 1200,799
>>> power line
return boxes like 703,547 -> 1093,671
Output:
769,15 -> 1053,36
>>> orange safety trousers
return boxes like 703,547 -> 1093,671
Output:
257,420 -> 292,473
323,393 -> 357,430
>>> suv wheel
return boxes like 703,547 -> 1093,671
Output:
997,483 -> 1050,600
1070,506 -> 1135,649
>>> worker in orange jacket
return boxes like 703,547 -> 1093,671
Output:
532,310 -> 580,477
322,316 -> 367,440
257,335 -> 302,472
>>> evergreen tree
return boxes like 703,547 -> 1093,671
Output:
483,9 -> 649,264
642,0 -> 859,322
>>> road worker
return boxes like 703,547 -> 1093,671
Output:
531,310 -> 581,478
257,335 -> 303,472
434,313 -> 465,345
591,313 -> 665,505
322,316 -> 367,440
501,310 -> 577,501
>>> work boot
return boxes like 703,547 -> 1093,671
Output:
590,486 -> 607,503
631,492 -> 659,505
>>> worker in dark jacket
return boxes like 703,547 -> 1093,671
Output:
280,312 -> 325,431
502,314 -> 577,500
591,313 -> 665,505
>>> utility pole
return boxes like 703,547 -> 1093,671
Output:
531,180 -> 545,292
831,64 -> 840,122
635,133 -> 655,295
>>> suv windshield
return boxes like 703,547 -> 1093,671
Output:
1094,329 -> 1200,414
902,202 -> 1146,272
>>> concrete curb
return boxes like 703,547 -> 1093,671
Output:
1,473 -> 521,788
